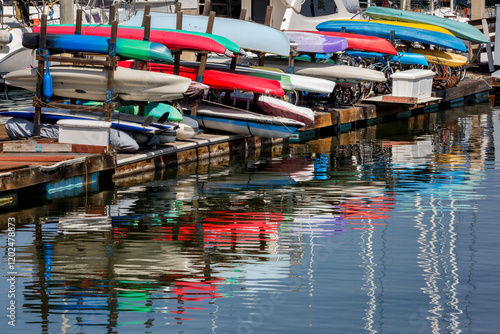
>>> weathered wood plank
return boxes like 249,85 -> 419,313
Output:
0,153 -> 115,192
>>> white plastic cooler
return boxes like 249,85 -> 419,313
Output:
391,69 -> 435,99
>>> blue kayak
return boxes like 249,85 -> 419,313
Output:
346,51 -> 429,66
316,20 -> 466,52
22,33 -> 173,62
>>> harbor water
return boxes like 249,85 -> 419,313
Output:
1,90 -> 499,333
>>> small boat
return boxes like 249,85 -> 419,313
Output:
3,65 -> 193,102
123,10 -> 291,56
284,31 -> 348,53
294,30 -> 398,55
118,61 -> 285,96
181,102 -> 305,138
364,6 -> 489,44
316,19 -> 467,52
22,33 -> 173,62
220,92 -> 315,125
33,24 -> 241,57
346,51 -> 429,67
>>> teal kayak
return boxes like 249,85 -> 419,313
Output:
117,102 -> 184,122
365,6 -> 489,44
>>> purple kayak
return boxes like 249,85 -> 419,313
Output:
284,31 -> 348,53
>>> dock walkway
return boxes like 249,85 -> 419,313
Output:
0,75 -> 494,200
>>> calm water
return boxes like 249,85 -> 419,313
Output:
1,91 -> 499,333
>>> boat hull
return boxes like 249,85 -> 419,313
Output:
0,28 -> 37,77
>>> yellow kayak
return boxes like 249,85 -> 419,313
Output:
366,19 -> 456,36
397,47 -> 468,67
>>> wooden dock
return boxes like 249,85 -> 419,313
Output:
0,75 -> 494,202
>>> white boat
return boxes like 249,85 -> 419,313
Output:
0,27 -> 36,78
180,102 -> 305,138
3,65 -> 193,102
0,0 -> 135,80
167,0 -> 358,31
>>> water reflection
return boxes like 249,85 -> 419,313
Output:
1,103 -> 498,333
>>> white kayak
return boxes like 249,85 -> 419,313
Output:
3,65 -> 193,102
242,57 -> 387,83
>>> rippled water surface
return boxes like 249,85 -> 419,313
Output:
1,93 -> 499,333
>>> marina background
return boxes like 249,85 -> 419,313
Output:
0,89 -> 499,333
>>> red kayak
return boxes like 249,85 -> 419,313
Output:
118,61 -> 285,97
293,30 -> 398,55
33,25 -> 235,57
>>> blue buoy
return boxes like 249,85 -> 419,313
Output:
40,49 -> 52,101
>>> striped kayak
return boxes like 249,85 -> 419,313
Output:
294,30 -> 398,55
368,19 -> 455,36
396,47 -> 468,67
33,24 -> 240,57
316,19 -> 466,52
23,33 -> 173,62
124,11 -> 291,56
284,31 -> 348,53
365,6 -> 489,43
346,50 -> 429,66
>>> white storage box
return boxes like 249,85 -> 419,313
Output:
57,119 -> 111,147
391,69 -> 435,99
